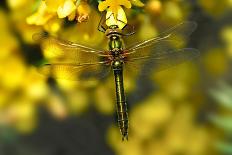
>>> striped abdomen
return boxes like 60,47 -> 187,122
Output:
113,64 -> 129,141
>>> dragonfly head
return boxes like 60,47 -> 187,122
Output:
110,25 -> 119,29
105,25 -> 122,38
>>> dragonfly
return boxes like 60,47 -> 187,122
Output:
33,19 -> 199,141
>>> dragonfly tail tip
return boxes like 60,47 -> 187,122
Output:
121,134 -> 128,141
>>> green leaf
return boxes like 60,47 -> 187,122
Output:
215,141 -> 232,154
131,0 -> 145,7
210,82 -> 232,109
209,114 -> 232,132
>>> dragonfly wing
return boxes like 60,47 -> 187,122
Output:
123,22 -> 199,76
124,48 -> 199,76
39,62 -> 111,81
33,32 -> 107,64
33,32 -> 111,81
125,22 -> 197,57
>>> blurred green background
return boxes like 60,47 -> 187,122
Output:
0,0 -> 232,155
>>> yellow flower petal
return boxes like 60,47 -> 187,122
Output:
98,1 -> 109,11
98,0 -> 131,11
77,1 -> 91,22
45,0 -> 65,12
57,0 -> 76,18
118,0 -> 131,8
44,18 -> 62,33
26,1 -> 55,25
26,12 -> 54,25
68,10 -> 76,21
108,5 -> 121,19
7,0 -> 29,9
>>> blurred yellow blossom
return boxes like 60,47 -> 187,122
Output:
13,102 -> 37,133
7,0 -> 33,10
203,48 -> 229,77
163,1 -> 183,21
94,85 -> 114,115
153,63 -> 199,100
164,105 -> 211,154
27,1 -> 55,26
221,26 -> 232,57
1,56 -> 27,90
43,18 -> 63,33
22,67 -> 48,100
0,10 -> 19,59
76,0 -> 91,22
198,0 -> 230,17
98,0 -> 132,29
45,0 -> 76,18
67,89 -> 89,114
130,94 -> 173,140
138,15 -> 157,40
27,0 -> 91,29
60,10 -> 104,45
145,0 -> 162,16
0,32 -> 19,59
0,100 -> 37,133
47,94 -> 68,119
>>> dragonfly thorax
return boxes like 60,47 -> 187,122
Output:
109,35 -> 123,51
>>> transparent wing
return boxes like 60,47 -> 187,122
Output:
124,48 -> 199,77
38,62 -> 111,81
33,32 -> 111,81
123,22 -> 199,76
125,22 -> 197,57
33,32 -> 107,64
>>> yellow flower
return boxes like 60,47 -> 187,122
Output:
221,26 -> 232,57
98,0 -> 131,14
27,0 -> 76,26
68,0 -> 91,22
27,0 -> 92,27
7,0 -> 33,10
26,1 -> 55,26
76,1 -> 91,22
98,0 -> 132,29
45,0 -> 76,18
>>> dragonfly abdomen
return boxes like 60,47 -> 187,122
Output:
116,102 -> 129,141
113,61 -> 129,141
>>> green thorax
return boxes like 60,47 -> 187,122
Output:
109,36 -> 122,50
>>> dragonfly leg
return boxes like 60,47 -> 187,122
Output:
98,13 -> 106,33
